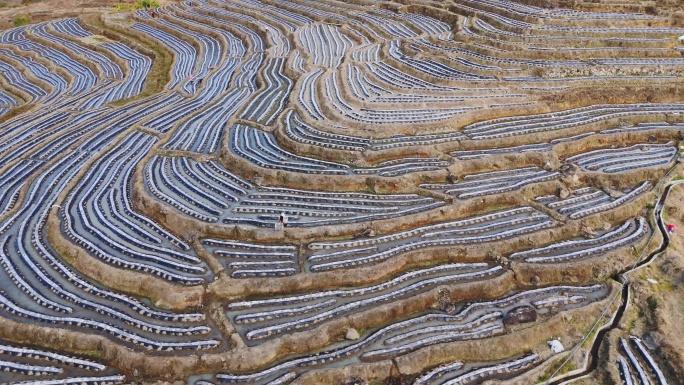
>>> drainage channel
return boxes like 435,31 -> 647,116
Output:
548,180 -> 676,385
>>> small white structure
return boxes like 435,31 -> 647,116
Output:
548,339 -> 565,353
276,213 -> 288,230
679,35 -> 684,42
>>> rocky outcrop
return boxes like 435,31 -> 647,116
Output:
504,305 -> 538,326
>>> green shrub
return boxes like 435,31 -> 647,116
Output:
113,0 -> 160,11
137,0 -> 161,8
12,15 -> 30,27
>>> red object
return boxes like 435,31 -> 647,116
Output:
667,224 -> 675,234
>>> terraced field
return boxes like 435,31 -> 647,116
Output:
0,0 -> 682,384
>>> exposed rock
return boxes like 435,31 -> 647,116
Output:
436,287 -> 456,313
559,174 -> 579,187
345,328 -> 360,340
530,275 -> 541,285
447,173 -> 459,184
648,135 -> 658,143
581,226 -> 598,238
603,222 -> 612,230
504,305 -> 538,326
643,331 -> 663,350
559,187 -> 571,199
559,163 -> 578,176
360,228 -> 376,238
